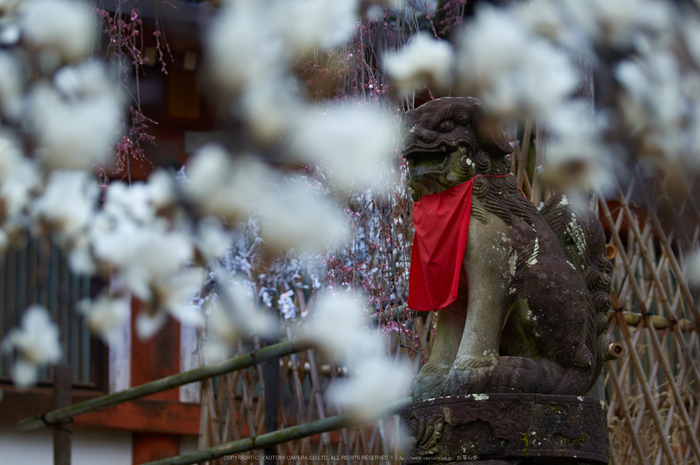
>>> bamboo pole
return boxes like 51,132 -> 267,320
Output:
18,339 -> 313,431
607,311 -> 697,332
143,397 -> 412,465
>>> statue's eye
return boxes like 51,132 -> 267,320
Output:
439,120 -> 455,132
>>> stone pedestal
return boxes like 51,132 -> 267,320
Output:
400,394 -> 609,464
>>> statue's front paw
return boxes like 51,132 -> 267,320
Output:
442,367 -> 473,396
442,356 -> 494,396
411,373 -> 447,401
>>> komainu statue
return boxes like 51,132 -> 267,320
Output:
404,97 -> 613,401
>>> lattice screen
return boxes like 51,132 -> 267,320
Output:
601,180 -> 700,465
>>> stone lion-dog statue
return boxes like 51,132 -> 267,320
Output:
404,97 -> 613,400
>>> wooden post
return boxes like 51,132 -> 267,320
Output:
54,364 -> 72,465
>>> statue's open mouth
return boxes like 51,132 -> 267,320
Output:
403,145 -> 456,170
404,151 -> 449,168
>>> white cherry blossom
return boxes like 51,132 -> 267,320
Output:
326,357 -> 412,421
294,103 -> 398,191
28,63 -> 120,170
206,0 -> 282,93
78,296 -> 130,347
31,170 -> 98,241
458,5 -> 578,117
208,271 -> 278,342
0,134 -> 40,226
281,0 -> 359,58
384,33 -> 454,93
20,0 -> 95,65
2,306 -> 61,387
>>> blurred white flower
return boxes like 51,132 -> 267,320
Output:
521,1 -> 576,48
303,292 -> 382,359
304,292 -> 411,419
129,263 -> 204,339
67,235 -> 94,274
384,33 -> 454,93
20,0 -> 95,65
326,357 -> 412,421
195,216 -> 231,262
184,146 -> 263,221
561,0 -> 671,48
184,145 -> 234,209
0,52 -> 23,119
208,271 -> 278,342
208,0 -> 358,93
458,6 -> 531,80
202,339 -> 231,365
90,219 -> 193,301
185,147 -> 347,251
2,306 -> 61,388
136,310 -> 168,341
78,296 -> 130,347
615,51 -> 693,164
157,268 -> 206,328
29,63 -> 120,170
542,102 -> 613,191
682,16 -> 700,70
53,60 -> 114,97
294,103 -> 397,191
206,0 -> 283,93
0,134 -> 40,224
240,77 -> 304,142
31,170 -> 98,240
258,178 -> 348,252
104,182 -> 155,224
458,5 -> 578,117
104,184 -> 149,221
282,0 -> 358,57
208,300 -> 240,344
147,169 -> 177,212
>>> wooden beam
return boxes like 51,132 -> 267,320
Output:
74,400 -> 200,436
133,434 -> 180,465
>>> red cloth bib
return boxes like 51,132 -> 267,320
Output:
407,179 -> 474,312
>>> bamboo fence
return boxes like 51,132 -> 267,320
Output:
196,121 -> 700,465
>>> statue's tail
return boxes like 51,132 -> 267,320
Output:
540,193 -> 613,385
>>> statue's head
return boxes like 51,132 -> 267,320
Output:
402,97 -> 513,201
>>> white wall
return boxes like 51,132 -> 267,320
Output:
109,308 -> 131,394
0,425 -> 132,465
179,323 -> 201,404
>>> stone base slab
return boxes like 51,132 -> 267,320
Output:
400,394 -> 608,464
